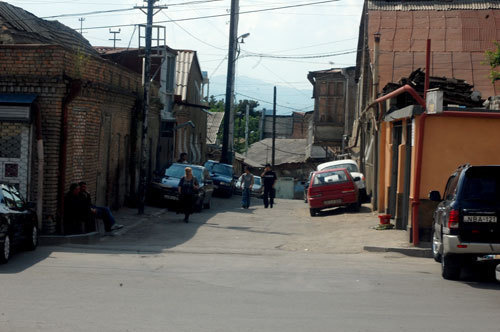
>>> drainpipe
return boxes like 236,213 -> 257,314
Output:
33,102 -> 44,230
57,79 -> 82,234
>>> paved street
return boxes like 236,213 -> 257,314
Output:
1,197 -> 500,331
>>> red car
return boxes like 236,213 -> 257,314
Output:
307,168 -> 360,216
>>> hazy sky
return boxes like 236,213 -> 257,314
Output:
6,0 -> 363,109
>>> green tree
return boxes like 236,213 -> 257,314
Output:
484,42 -> 500,83
209,97 -> 262,154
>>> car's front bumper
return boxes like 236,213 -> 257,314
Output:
443,235 -> 500,254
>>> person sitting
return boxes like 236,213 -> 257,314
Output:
177,152 -> 188,164
78,182 -> 123,235
64,183 -> 88,234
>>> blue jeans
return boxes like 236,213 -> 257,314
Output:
93,206 -> 115,232
242,188 -> 251,208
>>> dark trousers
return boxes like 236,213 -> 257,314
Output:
242,188 -> 251,208
263,187 -> 275,208
94,206 -> 115,232
180,194 -> 195,218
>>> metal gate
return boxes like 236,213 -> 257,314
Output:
0,122 -> 31,197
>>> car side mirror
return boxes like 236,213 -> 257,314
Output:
429,191 -> 442,202
353,176 -> 361,182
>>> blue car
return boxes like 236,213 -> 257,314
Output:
150,163 -> 214,211
204,160 -> 235,197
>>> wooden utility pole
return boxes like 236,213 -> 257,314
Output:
109,28 -> 121,49
272,86 -> 277,168
220,0 -> 239,164
244,104 -> 249,156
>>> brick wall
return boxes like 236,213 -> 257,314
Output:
0,44 -> 160,233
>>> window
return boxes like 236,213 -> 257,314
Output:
443,175 -> 459,200
1,185 -> 24,209
313,170 -> 348,186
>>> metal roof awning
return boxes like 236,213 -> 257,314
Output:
0,94 -> 37,122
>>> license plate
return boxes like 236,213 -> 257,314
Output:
324,199 -> 341,205
463,215 -> 497,223
164,195 -> 178,201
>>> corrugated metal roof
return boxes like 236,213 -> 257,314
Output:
175,50 -> 195,101
367,8 -> 500,97
0,2 -> 98,56
368,1 -> 500,11
206,111 -> 224,145
246,138 -> 324,165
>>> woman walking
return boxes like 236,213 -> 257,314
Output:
238,166 -> 254,209
178,167 -> 199,223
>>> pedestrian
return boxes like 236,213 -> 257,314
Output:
64,183 -> 88,234
177,152 -> 188,164
238,166 -> 254,209
78,181 -> 123,235
178,167 -> 199,223
261,163 -> 277,208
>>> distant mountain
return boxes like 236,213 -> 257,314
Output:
208,75 -> 314,115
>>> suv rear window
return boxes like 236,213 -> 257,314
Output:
461,168 -> 500,202
313,170 -> 348,186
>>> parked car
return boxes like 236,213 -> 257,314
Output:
0,183 -> 38,263
150,163 -> 214,211
307,168 -> 360,216
204,160 -> 235,197
235,175 -> 263,198
429,164 -> 500,280
317,159 -> 368,203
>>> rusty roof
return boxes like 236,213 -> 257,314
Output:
0,2 -> 98,56
368,1 -> 500,11
365,1 -> 500,97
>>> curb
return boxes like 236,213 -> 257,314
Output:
363,245 -> 433,258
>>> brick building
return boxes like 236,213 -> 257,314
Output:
260,110 -> 312,140
0,3 -> 159,234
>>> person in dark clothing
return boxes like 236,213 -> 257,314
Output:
261,163 -> 277,208
177,152 -> 188,164
64,183 -> 88,234
178,167 -> 199,222
78,182 -> 123,235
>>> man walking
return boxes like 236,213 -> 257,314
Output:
261,163 -> 277,208
238,166 -> 254,209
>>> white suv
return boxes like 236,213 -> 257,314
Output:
317,159 -> 367,202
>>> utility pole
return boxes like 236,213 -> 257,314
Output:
272,86 -> 277,168
244,104 -> 249,156
138,0 -> 155,215
78,17 -> 85,34
109,28 -> 121,49
220,0 -> 240,164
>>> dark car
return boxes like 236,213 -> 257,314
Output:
307,168 -> 360,216
150,163 -> 214,211
0,183 -> 38,263
429,164 -> 500,280
204,160 -> 234,197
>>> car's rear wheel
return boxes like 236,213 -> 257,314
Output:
432,226 -> 442,263
0,234 -> 11,264
348,201 -> 361,212
26,224 -> 38,251
442,254 -> 461,280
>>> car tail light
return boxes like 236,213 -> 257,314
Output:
457,244 -> 468,248
361,175 -> 365,181
448,210 -> 459,229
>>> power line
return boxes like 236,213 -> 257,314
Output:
241,49 -> 358,59
76,0 -> 341,31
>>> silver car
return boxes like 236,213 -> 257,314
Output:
235,175 -> 263,198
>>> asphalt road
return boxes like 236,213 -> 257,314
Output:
1,196 -> 499,332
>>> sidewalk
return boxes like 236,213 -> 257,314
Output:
40,206 -> 168,246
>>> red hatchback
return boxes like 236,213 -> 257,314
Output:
307,168 -> 360,216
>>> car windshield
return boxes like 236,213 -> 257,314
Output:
165,164 -> 203,182
324,163 -> 358,173
313,170 -> 348,186
254,177 -> 261,185
212,163 -> 233,176
461,168 -> 500,202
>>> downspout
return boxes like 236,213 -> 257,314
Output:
57,79 -> 82,234
33,102 -> 44,230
